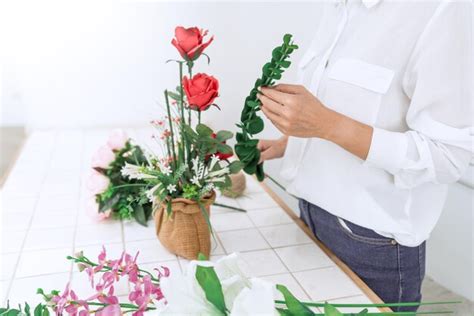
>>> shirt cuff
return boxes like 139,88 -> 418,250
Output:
364,127 -> 408,174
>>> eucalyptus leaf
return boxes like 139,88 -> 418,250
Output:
133,204 -> 147,226
235,34 -> 297,181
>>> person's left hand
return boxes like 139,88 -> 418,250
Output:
258,84 -> 337,139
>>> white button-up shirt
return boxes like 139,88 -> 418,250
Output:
281,0 -> 473,246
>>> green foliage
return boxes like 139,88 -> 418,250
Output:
235,34 -> 298,181
0,301 -> 50,316
95,141 -> 153,226
195,264 -> 227,315
276,284 -> 314,316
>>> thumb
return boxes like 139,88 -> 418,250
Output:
259,146 -> 275,163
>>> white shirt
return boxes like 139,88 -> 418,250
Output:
281,0 -> 473,246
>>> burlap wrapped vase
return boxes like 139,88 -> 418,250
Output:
153,191 -> 216,260
222,171 -> 246,198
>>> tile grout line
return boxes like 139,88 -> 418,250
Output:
70,130 -> 87,281
4,131 -> 58,303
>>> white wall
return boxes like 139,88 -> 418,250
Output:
0,1 -> 322,131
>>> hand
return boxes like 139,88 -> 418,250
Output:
258,83 -> 373,160
258,84 -> 340,139
257,136 -> 288,163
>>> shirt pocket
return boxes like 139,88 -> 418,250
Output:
323,58 -> 395,125
297,50 -> 318,84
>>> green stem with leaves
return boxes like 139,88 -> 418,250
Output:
164,90 -> 178,170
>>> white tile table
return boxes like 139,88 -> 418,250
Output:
0,129 -> 388,312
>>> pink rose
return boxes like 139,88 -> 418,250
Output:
86,197 -> 111,222
87,170 -> 110,194
107,129 -> 128,150
92,145 -> 115,169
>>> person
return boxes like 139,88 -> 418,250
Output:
257,0 -> 472,311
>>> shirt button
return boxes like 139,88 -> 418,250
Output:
391,239 -> 397,245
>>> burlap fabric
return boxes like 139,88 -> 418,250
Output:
154,191 -> 216,260
222,172 -> 246,198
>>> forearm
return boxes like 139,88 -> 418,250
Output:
322,109 -> 373,160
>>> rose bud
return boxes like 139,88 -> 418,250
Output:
171,26 -> 214,61
182,73 -> 219,112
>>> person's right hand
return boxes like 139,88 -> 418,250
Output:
257,136 -> 288,163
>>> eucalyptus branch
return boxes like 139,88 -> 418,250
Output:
235,34 -> 298,181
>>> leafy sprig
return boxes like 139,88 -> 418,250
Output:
235,34 -> 298,181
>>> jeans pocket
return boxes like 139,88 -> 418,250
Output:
336,217 -> 395,246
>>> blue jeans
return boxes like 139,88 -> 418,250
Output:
299,199 -> 425,312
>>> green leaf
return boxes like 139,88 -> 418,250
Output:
133,204 -> 147,226
256,163 -> 265,181
324,303 -> 343,316
246,100 -> 260,109
279,60 -> 291,68
283,34 -> 292,45
196,123 -> 213,136
195,265 -> 227,315
34,304 -> 44,316
215,130 -> 233,142
228,161 -> 244,174
216,143 -> 233,154
276,284 -> 314,316
276,308 -> 292,316
272,46 -> 283,60
197,253 -> 208,261
356,308 -> 369,315
167,91 -> 181,101
247,116 -> 264,134
99,194 -> 121,213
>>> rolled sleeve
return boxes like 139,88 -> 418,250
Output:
364,128 -> 408,175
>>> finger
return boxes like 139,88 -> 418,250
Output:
259,147 -> 275,163
273,83 -> 304,94
261,105 -> 287,128
257,93 -> 285,116
257,139 -> 269,151
260,86 -> 293,105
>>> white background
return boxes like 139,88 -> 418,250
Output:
1,0 -> 472,301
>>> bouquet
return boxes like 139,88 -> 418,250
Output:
87,130 -> 153,226
2,249 -> 452,316
121,26 -> 242,259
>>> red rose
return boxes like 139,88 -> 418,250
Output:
182,73 -> 219,111
171,26 -> 214,61
211,133 -> 233,160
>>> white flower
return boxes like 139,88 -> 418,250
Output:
146,184 -> 163,202
166,184 -> 177,194
209,154 -> 220,170
208,167 -> 230,178
157,253 -> 276,315
191,175 -> 201,187
121,162 -> 158,180
161,164 -> 172,176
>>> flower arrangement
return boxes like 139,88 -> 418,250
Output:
87,130 -> 153,226
1,249 -> 454,316
120,26 -> 242,259
235,34 -> 298,181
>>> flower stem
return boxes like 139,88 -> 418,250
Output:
164,90 -> 178,170
212,202 -> 246,212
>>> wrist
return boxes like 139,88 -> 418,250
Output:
320,108 -> 345,141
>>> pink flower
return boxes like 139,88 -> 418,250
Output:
96,304 -> 122,316
86,197 -> 111,222
87,170 -> 110,195
107,130 -> 128,151
92,146 -> 115,169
